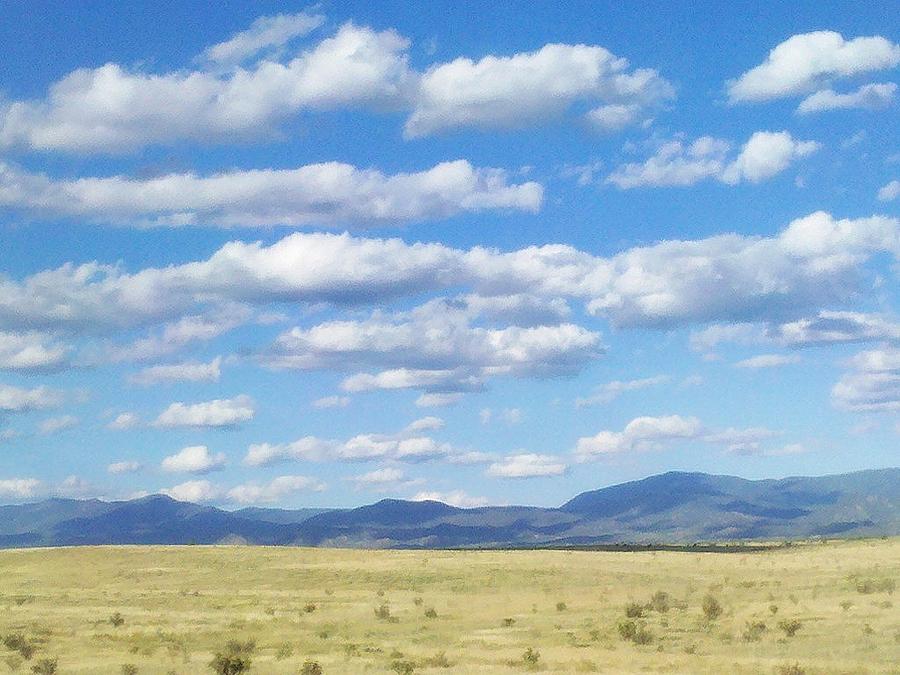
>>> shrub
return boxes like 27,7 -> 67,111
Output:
413,597 -> 423,606
618,620 -> 637,641
3,634 -> 36,660
110,612 -> 125,627
30,659 -> 57,675
275,643 -> 293,660
391,660 -> 415,674
776,665 -> 805,675
502,618 -> 516,627
777,619 -> 802,637
304,602 -> 317,613
702,594 -> 723,621
424,607 -> 438,619
624,602 -> 646,618
121,666 -> 138,675
650,591 -> 670,613
374,604 -> 392,621
421,651 -> 452,668
556,601 -> 567,612
769,604 -> 778,615
742,621 -> 767,642
856,578 -> 895,594
522,647 -> 541,668
300,661 -> 323,675
208,640 -> 255,675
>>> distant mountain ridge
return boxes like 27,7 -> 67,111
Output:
1,468 -> 897,549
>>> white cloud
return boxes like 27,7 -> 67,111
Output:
405,43 -> 672,137
575,375 -> 669,407
203,11 -> 325,65
0,384 -> 64,413
161,445 -> 226,474
727,31 -> 900,103
486,453 -> 567,478
312,395 -> 350,409
130,356 -> 222,385
607,131 -> 819,188
107,412 -> 140,430
154,395 -> 255,429
734,354 -> 800,369
107,460 -> 142,475
38,414 -> 79,435
0,159 -> 542,228
832,347 -> 900,412
226,475 -> 325,504
0,331 -> 69,371
411,489 -> 489,507
574,415 -> 702,460
879,180 -> 900,202
244,417 -> 464,467
797,82 -> 896,114
0,478 -> 42,500
350,467 -> 408,489
415,392 -> 463,408
575,415 -> 782,459
162,480 -> 221,503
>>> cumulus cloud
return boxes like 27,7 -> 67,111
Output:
130,356 -> 222,386
107,460 -> 142,475
349,467 -> 410,490
226,475 -> 325,504
415,392 -> 463,408
38,414 -> 79,435
265,298 -> 601,393
405,43 -> 672,137
244,417 -> 463,467
575,375 -> 669,407
0,159 -> 542,228
154,395 -> 255,429
832,347 -> 900,412
607,131 -> 819,188
0,384 -> 64,413
162,479 -> 221,503
0,478 -> 42,500
486,453 -> 567,478
879,180 -> 900,202
1,212 -> 897,342
797,82 -> 897,114
0,331 -> 69,372
411,489 -> 489,507
727,31 -> 900,103
575,416 -> 784,460
161,445 -> 226,474
0,16 -> 670,152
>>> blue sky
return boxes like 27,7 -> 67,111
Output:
0,1 -> 898,509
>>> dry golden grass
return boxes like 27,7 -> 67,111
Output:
0,538 -> 897,673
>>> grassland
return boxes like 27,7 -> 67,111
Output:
0,539 -> 897,674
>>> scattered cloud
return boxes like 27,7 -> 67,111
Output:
0,331 -> 69,372
486,453 -> 567,478
38,414 -> 79,435
0,478 -> 42,500
879,180 -> 900,202
797,82 -> 896,114
162,479 -> 221,503
734,354 -> 800,369
226,475 -> 325,504
161,445 -> 226,474
832,347 -> 900,412
575,375 -> 669,407
0,384 -> 64,413
727,31 -> 900,103
312,395 -> 350,409
107,412 -> 140,430
130,357 -> 222,385
411,489 -> 489,507
202,11 -> 325,66
154,395 -> 255,429
107,460 -> 142,475
415,392 -> 463,408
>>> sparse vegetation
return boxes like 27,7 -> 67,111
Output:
702,594 -> 723,621
29,658 -> 56,675
0,540 -> 896,672
300,660 -> 323,675
522,647 -> 541,669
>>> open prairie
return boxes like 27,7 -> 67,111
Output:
0,539 -> 897,674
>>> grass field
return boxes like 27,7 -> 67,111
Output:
0,539 -> 897,674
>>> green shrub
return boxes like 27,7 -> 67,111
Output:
424,607 -> 438,619
556,601 -> 567,611
624,602 -> 645,618
413,597 -> 423,606
110,612 -> 125,627
776,665 -> 805,675
421,651 -> 452,668
618,620 -> 637,641
856,578 -> 895,594
275,643 -> 293,660
304,602 -> 317,613
742,621 -> 767,642
374,604 -> 392,621
30,659 -> 57,675
300,661 -> 323,675
3,634 -> 36,660
502,618 -> 516,627
650,591 -> 670,613
208,640 -> 255,675
522,647 -> 541,668
391,659 -> 415,674
702,594 -> 723,621
121,665 -> 138,675
777,619 -> 802,637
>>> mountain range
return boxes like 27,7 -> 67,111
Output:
1,468 -> 897,549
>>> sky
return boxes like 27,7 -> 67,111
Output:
0,1 -> 898,510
